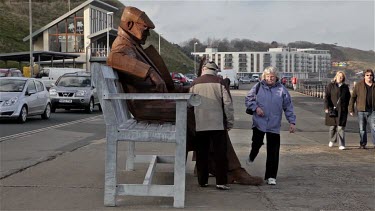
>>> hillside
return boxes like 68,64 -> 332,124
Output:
0,0 -> 195,73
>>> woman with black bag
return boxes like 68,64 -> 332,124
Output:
324,71 -> 351,150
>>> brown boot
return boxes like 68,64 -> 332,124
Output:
227,168 -> 264,186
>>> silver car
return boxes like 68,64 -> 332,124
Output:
0,77 -> 51,123
49,71 -> 100,113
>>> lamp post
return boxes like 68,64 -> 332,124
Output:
158,33 -> 162,54
194,42 -> 198,75
106,12 -> 113,57
29,0 -> 33,77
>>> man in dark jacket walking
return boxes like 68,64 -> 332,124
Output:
349,69 -> 375,149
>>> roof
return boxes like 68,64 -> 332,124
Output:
23,0 -> 118,42
0,51 -> 80,62
87,28 -> 118,39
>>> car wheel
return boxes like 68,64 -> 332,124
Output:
17,105 -> 28,123
41,103 -> 51,119
85,98 -> 94,113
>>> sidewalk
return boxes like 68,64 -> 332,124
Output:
1,127 -> 374,210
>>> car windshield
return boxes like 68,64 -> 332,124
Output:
0,79 -> 26,92
56,76 -> 91,87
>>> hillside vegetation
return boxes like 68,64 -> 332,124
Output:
0,0 -> 195,73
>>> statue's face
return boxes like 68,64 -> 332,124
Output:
129,22 -> 150,45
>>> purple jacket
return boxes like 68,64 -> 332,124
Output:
245,81 -> 296,134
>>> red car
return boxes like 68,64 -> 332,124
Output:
170,72 -> 190,86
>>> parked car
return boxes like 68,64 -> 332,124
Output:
218,69 -> 239,89
239,76 -> 252,84
185,73 -> 197,83
0,68 -> 23,77
171,72 -> 190,86
35,67 -> 85,90
49,71 -> 100,113
0,77 -> 51,123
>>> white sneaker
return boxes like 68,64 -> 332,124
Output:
339,146 -> 346,150
329,141 -> 334,147
267,178 -> 276,185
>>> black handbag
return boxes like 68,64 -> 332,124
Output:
328,107 -> 338,117
246,108 -> 254,115
328,98 -> 340,117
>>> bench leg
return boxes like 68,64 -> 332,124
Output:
104,136 -> 117,206
173,140 -> 186,208
173,101 -> 187,208
126,141 -> 135,171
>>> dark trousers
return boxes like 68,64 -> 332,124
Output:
250,127 -> 280,180
196,130 -> 228,185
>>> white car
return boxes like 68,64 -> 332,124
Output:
0,77 -> 51,123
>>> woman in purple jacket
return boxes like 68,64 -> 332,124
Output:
245,66 -> 296,185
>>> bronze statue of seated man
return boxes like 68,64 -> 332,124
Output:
106,6 -> 263,186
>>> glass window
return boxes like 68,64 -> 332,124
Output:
49,35 -> 60,52
49,25 -> 57,34
76,35 -> 84,52
67,35 -> 75,52
59,35 -> 67,52
58,21 -> 66,33
35,81 -> 44,92
76,18 -> 84,34
27,80 -> 37,93
67,16 -> 75,33
76,9 -> 83,17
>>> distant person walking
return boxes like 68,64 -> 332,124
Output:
245,66 -> 296,185
190,61 -> 233,190
349,69 -> 375,149
324,71 -> 351,150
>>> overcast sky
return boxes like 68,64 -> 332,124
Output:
120,0 -> 374,51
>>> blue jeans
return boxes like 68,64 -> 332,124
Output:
357,111 -> 375,146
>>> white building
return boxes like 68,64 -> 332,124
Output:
193,47 -> 331,79
22,0 -> 118,69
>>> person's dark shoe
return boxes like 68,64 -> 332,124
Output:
358,145 -> 367,149
200,183 -> 208,187
245,155 -> 254,165
216,184 -> 230,190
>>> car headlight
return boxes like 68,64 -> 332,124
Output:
76,90 -> 87,97
49,88 -> 57,96
4,97 -> 18,106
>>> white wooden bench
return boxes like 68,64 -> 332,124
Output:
91,63 -> 199,208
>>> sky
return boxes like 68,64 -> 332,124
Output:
119,0 -> 375,51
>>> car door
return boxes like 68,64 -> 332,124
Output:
34,80 -> 47,113
25,80 -> 39,115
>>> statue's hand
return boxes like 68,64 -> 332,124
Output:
149,69 -> 168,93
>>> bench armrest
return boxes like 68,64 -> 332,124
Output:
103,93 -> 201,106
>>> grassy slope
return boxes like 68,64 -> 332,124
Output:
0,0 -> 194,73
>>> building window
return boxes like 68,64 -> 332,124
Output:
49,9 -> 84,53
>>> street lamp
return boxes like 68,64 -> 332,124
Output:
29,0 -> 33,77
158,33 -> 162,54
194,42 -> 198,75
106,12 -> 113,57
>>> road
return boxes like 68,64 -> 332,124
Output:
0,108 -> 105,179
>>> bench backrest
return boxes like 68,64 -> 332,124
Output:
91,63 -> 130,125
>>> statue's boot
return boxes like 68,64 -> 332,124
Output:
208,132 -> 264,185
